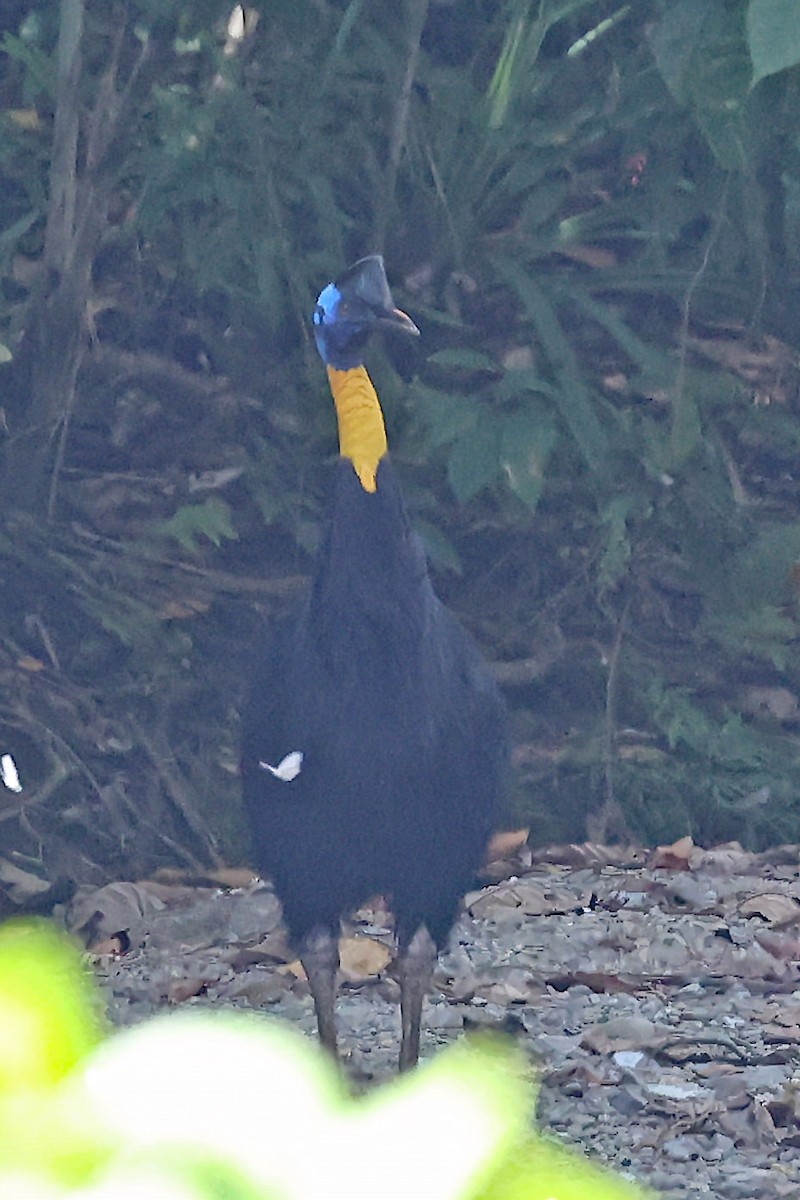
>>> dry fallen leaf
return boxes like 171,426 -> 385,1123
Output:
467,884 -> 522,918
338,935 -> 392,982
741,686 -> 799,722
210,867 -> 259,889
232,930 -> 293,966
762,1021 -> 800,1042
582,1016 -> 660,1055
280,959 -> 306,981
500,346 -> 535,371
474,966 -> 534,1005
532,842 -> 645,869
518,881 -> 584,917
651,836 -> 694,870
485,828 -> 529,861
548,971 -> 640,995
16,655 -> 45,672
148,866 -> 257,890
739,893 -> 800,924
763,1001 -> 800,1029
159,597 -> 211,620
68,881 -> 166,946
694,843 -> 754,875
0,858 -> 50,903
87,934 -> 127,958
755,931 -> 800,961
168,976 -> 207,1003
557,244 -> 617,269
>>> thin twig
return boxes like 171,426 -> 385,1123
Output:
44,0 -> 84,272
372,0 -> 429,251
588,596 -> 632,843
672,174 -> 731,465
132,718 -> 223,868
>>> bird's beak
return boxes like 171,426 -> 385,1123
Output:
376,306 -> 420,337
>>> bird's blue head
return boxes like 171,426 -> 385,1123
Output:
312,255 -> 419,371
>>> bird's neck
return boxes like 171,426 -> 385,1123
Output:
326,364 -> 388,493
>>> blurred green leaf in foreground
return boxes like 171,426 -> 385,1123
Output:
0,921 -> 651,1199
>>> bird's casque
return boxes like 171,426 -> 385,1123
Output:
312,255 -> 419,370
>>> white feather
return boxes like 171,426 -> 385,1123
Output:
1,754 -> 22,793
259,750 -> 304,782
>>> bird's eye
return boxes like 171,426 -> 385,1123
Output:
313,305 -> 324,326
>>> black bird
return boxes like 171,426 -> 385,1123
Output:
241,256 -> 508,1069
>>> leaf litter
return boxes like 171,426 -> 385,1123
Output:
51,835 -> 800,1198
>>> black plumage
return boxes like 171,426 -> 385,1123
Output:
241,257 -> 508,1068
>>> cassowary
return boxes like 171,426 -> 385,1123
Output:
241,256 -> 507,1069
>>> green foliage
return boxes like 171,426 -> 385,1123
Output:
747,0 -> 800,85
621,678 -> 799,846
598,495 -> 634,593
0,922 -> 103,1090
0,924 -> 649,1200
156,497 -> 238,555
649,0 -> 752,169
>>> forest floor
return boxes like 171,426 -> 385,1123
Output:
65,838 -> 800,1200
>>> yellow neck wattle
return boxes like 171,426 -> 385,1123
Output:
326,364 -> 388,493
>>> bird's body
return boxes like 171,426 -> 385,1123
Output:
242,258 -> 507,1068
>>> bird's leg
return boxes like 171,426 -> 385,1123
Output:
300,927 -> 340,1058
397,925 -> 436,1071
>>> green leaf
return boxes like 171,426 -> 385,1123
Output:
447,418 -> 500,502
649,0 -> 752,167
428,348 -> 498,371
409,382 -> 481,451
415,519 -> 464,574
0,33 -> 56,99
0,932 -> 651,1199
81,1016 -> 529,1200
0,209 -> 38,250
487,0 -> 596,128
494,369 -> 556,402
705,604 -> 797,671
747,0 -> 800,84
669,381 -> 703,469
648,1 -> 713,106
499,410 -> 557,510
79,1014 -> 347,1196
598,495 -> 634,591
570,288 -> 672,377
156,498 -> 238,555
0,921 -> 103,1093
493,257 -> 609,473
484,1129 -> 651,1199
